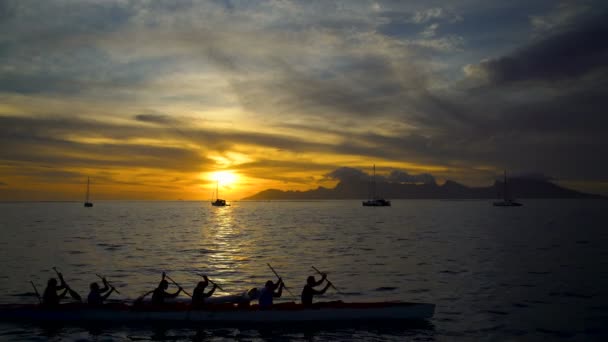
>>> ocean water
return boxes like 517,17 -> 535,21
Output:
0,199 -> 607,341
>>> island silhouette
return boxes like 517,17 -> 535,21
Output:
243,168 -> 603,200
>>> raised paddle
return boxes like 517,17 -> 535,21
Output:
52,267 -> 82,302
267,263 -> 295,297
164,274 -> 192,297
195,273 -> 225,292
96,274 -> 121,295
312,266 -> 344,295
30,281 -> 42,304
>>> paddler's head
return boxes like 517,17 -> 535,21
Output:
159,279 -> 169,290
196,281 -> 206,289
47,278 -> 57,288
265,280 -> 274,289
90,282 -> 99,291
307,276 -> 316,286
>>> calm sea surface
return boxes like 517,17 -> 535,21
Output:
0,200 -> 607,341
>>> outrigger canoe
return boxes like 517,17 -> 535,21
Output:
0,301 -> 434,323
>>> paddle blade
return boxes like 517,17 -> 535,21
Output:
68,288 -> 82,302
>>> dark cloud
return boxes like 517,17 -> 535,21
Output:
135,113 -> 177,125
471,11 -> 608,84
419,8 -> 608,184
325,167 -> 369,183
326,167 -> 438,186
0,115 -> 210,172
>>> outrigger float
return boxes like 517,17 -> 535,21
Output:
0,301 -> 435,323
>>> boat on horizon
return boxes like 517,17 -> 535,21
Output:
493,170 -> 522,207
0,301 -> 434,323
362,165 -> 391,207
84,177 -> 93,208
211,179 -> 229,207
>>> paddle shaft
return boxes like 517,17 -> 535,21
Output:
164,274 -> 192,297
312,266 -> 343,294
52,267 -> 82,301
52,267 -> 62,281
136,290 -> 154,302
267,263 -> 295,297
96,274 -> 120,295
195,273 -> 225,292
30,281 -> 41,304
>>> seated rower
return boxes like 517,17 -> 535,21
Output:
191,275 -> 217,308
42,277 -> 68,307
202,287 -> 259,308
301,273 -> 332,306
242,287 -> 260,307
88,277 -> 115,305
258,278 -> 284,309
151,272 -> 183,305
233,287 -> 260,308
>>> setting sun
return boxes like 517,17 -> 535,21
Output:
210,171 -> 238,187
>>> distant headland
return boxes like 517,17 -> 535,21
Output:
243,167 -> 604,201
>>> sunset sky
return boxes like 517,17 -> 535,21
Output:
1,0 -> 607,200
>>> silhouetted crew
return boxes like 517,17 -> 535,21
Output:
87,277 -> 115,305
42,277 -> 68,307
240,287 -> 260,307
301,273 -> 331,306
258,278 -> 284,308
151,272 -> 183,305
192,275 -> 217,308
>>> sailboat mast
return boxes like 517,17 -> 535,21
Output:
216,179 -> 219,200
373,164 -> 376,200
86,177 -> 90,202
503,170 -> 507,201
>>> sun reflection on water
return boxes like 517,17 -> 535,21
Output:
195,206 -> 253,293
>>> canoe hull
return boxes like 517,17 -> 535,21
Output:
0,302 -> 434,323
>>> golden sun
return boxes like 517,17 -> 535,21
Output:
210,171 -> 238,187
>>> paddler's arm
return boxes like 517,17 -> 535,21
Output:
58,288 -> 69,299
166,287 -> 182,298
313,273 -> 327,286
204,284 -> 217,298
56,273 -> 67,290
101,287 -> 115,301
274,278 -> 283,290
320,281 -> 332,295
273,282 -> 284,298
312,281 -> 332,295
99,278 -> 110,293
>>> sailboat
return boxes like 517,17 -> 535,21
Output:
362,165 -> 391,207
493,170 -> 522,207
211,180 -> 228,207
84,177 -> 93,207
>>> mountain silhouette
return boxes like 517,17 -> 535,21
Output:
243,175 -> 603,200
